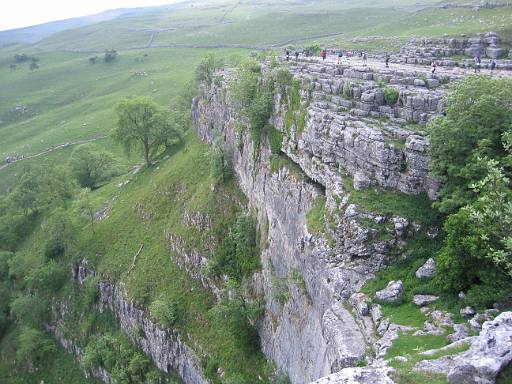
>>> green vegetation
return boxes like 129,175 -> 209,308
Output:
384,87 -> 399,105
428,76 -> 512,308
388,333 -> 469,384
284,78 -> 308,136
113,97 -> 182,166
306,196 -> 327,236
209,214 -> 261,282
429,76 -> 512,214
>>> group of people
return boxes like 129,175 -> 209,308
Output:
284,47 -> 500,78
285,48 -> 368,64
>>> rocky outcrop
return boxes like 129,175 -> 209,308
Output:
401,32 -> 511,59
193,73 -> 403,382
97,281 -> 208,384
415,311 -> 512,383
274,59 -> 442,197
310,365 -> 396,384
415,257 -> 435,278
376,280 -> 404,303
70,260 -> 208,384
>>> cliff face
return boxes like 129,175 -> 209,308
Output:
191,58 -> 442,382
54,261 -> 209,384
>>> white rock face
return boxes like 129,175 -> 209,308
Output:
413,294 -> 438,306
415,258 -> 436,278
310,366 -> 396,384
376,280 -> 404,303
415,312 -> 512,384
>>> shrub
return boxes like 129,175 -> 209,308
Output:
208,146 -> 233,184
104,49 -> 118,63
209,214 -> 260,281
267,126 -> 284,154
16,327 -> 56,367
69,144 -> 116,189
195,54 -> 224,84
149,298 -> 179,327
428,76 -> 512,213
275,68 -> 293,86
384,87 -> 399,105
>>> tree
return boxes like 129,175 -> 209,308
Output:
428,76 -> 512,213
104,49 -> 118,63
113,97 -> 176,166
29,62 -> 39,71
195,54 -> 223,85
69,144 -> 115,189
89,56 -> 98,64
41,208 -> 75,259
76,188 -> 96,233
16,327 -> 56,368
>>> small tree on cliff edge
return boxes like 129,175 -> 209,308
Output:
113,97 -> 178,166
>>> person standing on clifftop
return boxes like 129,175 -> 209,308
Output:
474,55 -> 481,73
490,59 -> 497,77
337,49 -> 343,64
431,61 -> 437,77
321,49 -> 327,61
285,48 -> 290,61
362,51 -> 367,66
295,50 -> 299,61
385,56 -> 390,68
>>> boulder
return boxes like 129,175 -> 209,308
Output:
416,312 -> 512,384
349,292 -> 370,316
460,306 -> 476,318
415,258 -> 435,278
431,310 -> 454,328
376,280 -> 404,303
353,171 -> 372,190
448,323 -> 469,343
486,47 -> 508,59
413,295 -> 439,307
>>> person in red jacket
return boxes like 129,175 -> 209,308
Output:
321,49 -> 327,61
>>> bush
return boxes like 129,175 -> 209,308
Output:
69,144 -> 116,189
10,295 -> 50,326
104,49 -> 118,63
24,261 -> 66,295
208,146 -> 233,184
209,215 -> 260,281
384,87 -> 399,105
274,68 -> 293,86
428,76 -> 512,213
16,327 -> 56,367
342,82 -> 352,99
195,54 -> 224,84
149,298 -> 179,327
267,126 -> 284,154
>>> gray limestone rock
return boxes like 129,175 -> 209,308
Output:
349,292 -> 370,316
415,258 -> 435,278
376,280 -> 404,303
447,324 -> 469,343
413,295 -> 438,307
460,306 -> 476,318
311,366 -> 395,384
353,171 -> 371,191
415,312 -> 512,384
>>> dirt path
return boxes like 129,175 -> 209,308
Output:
0,135 -> 108,172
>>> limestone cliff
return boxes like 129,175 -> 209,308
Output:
190,58 -> 444,382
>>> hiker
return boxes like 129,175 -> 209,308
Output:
285,48 -> 290,61
431,61 -> 437,77
321,49 -> 327,61
295,50 -> 299,61
362,51 -> 367,66
337,49 -> 343,64
490,59 -> 497,76
474,55 -> 481,73
385,56 -> 390,68
405,57 -> 408,64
